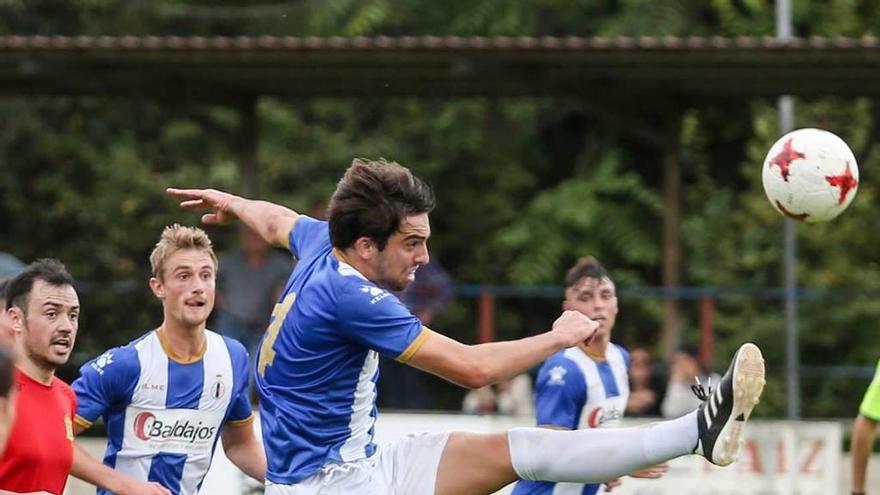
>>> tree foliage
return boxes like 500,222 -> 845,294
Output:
1,1 -> 879,415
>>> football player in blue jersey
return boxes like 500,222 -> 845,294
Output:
512,256 -> 668,495
70,225 -> 266,495
168,158 -> 766,495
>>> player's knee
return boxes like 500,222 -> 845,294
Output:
442,431 -> 512,473
437,432 -> 516,494
507,427 -> 557,481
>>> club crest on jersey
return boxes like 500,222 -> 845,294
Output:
360,285 -> 390,304
210,374 -> 226,399
64,416 -> 74,442
547,365 -> 567,385
90,351 -> 114,375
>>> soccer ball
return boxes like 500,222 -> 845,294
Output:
762,128 -> 859,223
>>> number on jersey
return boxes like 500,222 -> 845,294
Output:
258,292 -> 296,376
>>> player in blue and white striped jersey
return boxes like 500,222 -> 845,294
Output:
512,257 -> 667,495
70,225 -> 266,495
168,159 -> 766,495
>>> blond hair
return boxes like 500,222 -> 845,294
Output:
150,224 -> 218,279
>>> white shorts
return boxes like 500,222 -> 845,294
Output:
265,432 -> 450,495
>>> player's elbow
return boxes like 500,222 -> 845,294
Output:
458,363 -> 493,389
265,214 -> 294,246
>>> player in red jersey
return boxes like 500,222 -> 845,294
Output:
0,259 -> 79,494
0,260 -> 169,495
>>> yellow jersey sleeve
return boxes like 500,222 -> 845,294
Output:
859,358 -> 880,420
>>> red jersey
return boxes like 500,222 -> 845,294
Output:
0,368 -> 76,495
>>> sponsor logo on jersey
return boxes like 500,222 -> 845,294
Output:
90,351 -> 114,375
547,365 -> 568,385
587,405 -> 624,428
360,285 -> 391,304
125,407 -> 223,454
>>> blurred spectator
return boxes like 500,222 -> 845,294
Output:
0,279 -> 12,342
661,346 -> 720,418
462,386 -> 497,415
0,255 -> 24,344
626,347 -> 665,417
0,254 -> 24,279
399,261 -> 454,325
214,227 -> 295,359
463,374 -> 534,416
378,260 -> 454,410
496,374 -> 534,415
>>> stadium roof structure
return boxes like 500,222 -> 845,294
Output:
2,35 -> 880,99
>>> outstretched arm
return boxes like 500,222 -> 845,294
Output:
407,310 -> 598,389
71,443 -> 171,495
222,423 -> 267,482
166,188 -> 300,248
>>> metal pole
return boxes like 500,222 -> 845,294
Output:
477,290 -> 495,344
699,296 -> 714,369
776,0 -> 800,420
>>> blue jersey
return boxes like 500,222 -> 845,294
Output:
512,344 -> 630,495
256,217 -> 427,484
72,329 -> 253,495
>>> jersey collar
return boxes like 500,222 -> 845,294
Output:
156,326 -> 207,364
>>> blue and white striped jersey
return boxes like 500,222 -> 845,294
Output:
72,329 -> 253,495
257,216 -> 427,485
512,344 -> 631,495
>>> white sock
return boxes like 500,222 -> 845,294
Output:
508,410 -> 699,483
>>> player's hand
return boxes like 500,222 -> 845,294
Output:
118,479 -> 172,495
603,478 -> 622,492
629,462 -> 669,478
166,187 -> 240,225
551,310 -> 599,348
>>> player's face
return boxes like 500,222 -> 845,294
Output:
11,280 -> 79,369
151,249 -> 216,329
374,213 -> 431,292
564,276 -> 618,342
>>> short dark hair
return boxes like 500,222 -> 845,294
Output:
0,346 -> 12,398
328,158 -> 435,250
564,256 -> 611,288
5,259 -> 75,313
0,278 -> 8,307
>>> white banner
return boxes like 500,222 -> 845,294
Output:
369,414 -> 843,495
68,413 -> 844,495
611,420 -> 842,495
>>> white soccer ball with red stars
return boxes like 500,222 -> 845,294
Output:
762,128 -> 859,223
